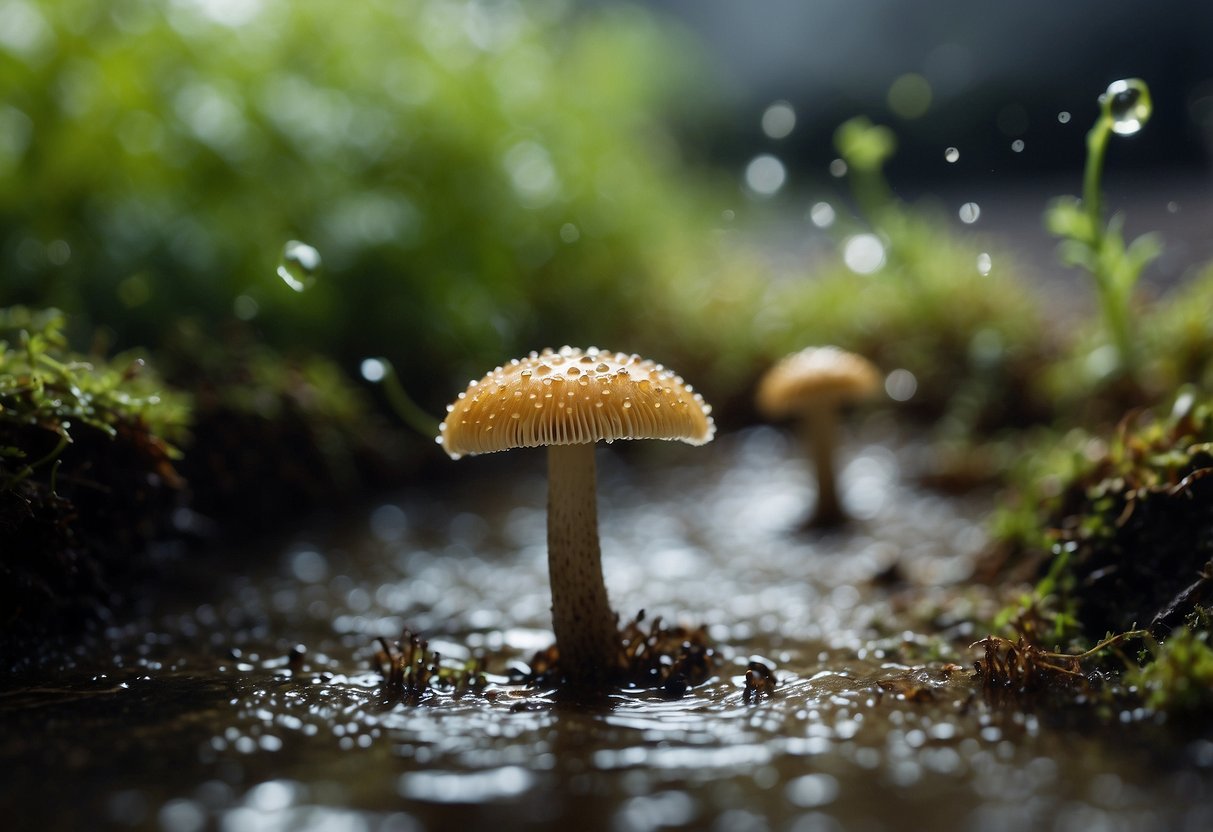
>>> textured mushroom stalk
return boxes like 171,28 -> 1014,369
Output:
439,347 -> 714,691
756,347 -> 880,530
803,406 -> 843,528
546,442 -> 621,687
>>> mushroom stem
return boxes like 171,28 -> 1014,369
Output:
802,406 -> 845,528
546,442 -> 621,687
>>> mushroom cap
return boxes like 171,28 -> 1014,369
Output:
438,346 -> 715,459
756,346 -> 881,419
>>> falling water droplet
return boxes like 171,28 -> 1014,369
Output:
944,147 -> 960,163
976,252 -> 992,275
958,202 -> 981,224
761,101 -> 797,139
1057,111 -> 1071,124
277,240 -> 321,292
808,202 -> 835,228
1011,139 -> 1025,153
828,158 -> 848,178
360,358 -> 387,383
1103,78 -> 1152,136
744,154 -> 786,196
842,234 -> 886,274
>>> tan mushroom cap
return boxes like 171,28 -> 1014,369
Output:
438,346 -> 715,459
756,346 -> 881,419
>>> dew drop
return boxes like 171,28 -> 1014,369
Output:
596,363 -> 610,373
566,366 -> 580,377
1011,139 -> 1025,153
958,202 -> 981,224
842,234 -> 886,275
1103,78 -> 1152,136
536,364 -> 552,376
520,369 -> 532,378
1057,111 -> 1071,124
622,401 -> 632,409
885,369 -> 918,402
745,154 -> 786,197
761,100 -> 797,139
944,146 -> 959,163
360,358 -> 387,383
808,202 -> 835,228
277,240 -> 321,292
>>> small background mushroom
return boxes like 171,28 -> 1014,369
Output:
438,346 -> 714,688
756,346 -> 881,528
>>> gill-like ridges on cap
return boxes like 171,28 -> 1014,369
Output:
756,346 -> 881,418
437,346 -> 715,459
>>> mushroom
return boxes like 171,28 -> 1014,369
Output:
756,346 -> 881,528
438,346 -> 715,688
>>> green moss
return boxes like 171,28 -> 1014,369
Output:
1129,627 -> 1213,714
991,392 -> 1213,645
1,307 -> 188,643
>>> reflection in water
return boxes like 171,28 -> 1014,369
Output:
2,428 -> 1213,830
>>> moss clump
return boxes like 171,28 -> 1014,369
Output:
1128,625 -> 1213,714
0,308 -> 188,646
992,392 -> 1213,646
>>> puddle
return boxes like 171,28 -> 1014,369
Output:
3,427 -> 1213,831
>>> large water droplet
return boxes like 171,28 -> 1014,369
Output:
744,154 -> 786,196
277,240 -> 321,292
808,202 -> 835,228
958,202 -> 981,224
842,234 -> 886,275
761,101 -> 797,139
1103,78 -> 1152,136
360,358 -> 387,383
944,147 -> 960,163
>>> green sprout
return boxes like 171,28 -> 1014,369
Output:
833,116 -> 899,225
1045,78 -> 1161,382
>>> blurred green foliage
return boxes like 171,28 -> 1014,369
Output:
0,0 -> 722,414
0,306 -> 188,472
1129,626 -> 1213,714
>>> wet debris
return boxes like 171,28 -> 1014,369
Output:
971,630 -> 1147,703
743,660 -> 777,702
518,610 -> 719,698
373,629 -> 487,704
875,664 -> 968,703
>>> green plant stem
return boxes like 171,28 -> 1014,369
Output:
379,362 -> 441,440
1082,114 -> 1111,244
1082,108 -> 1137,375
